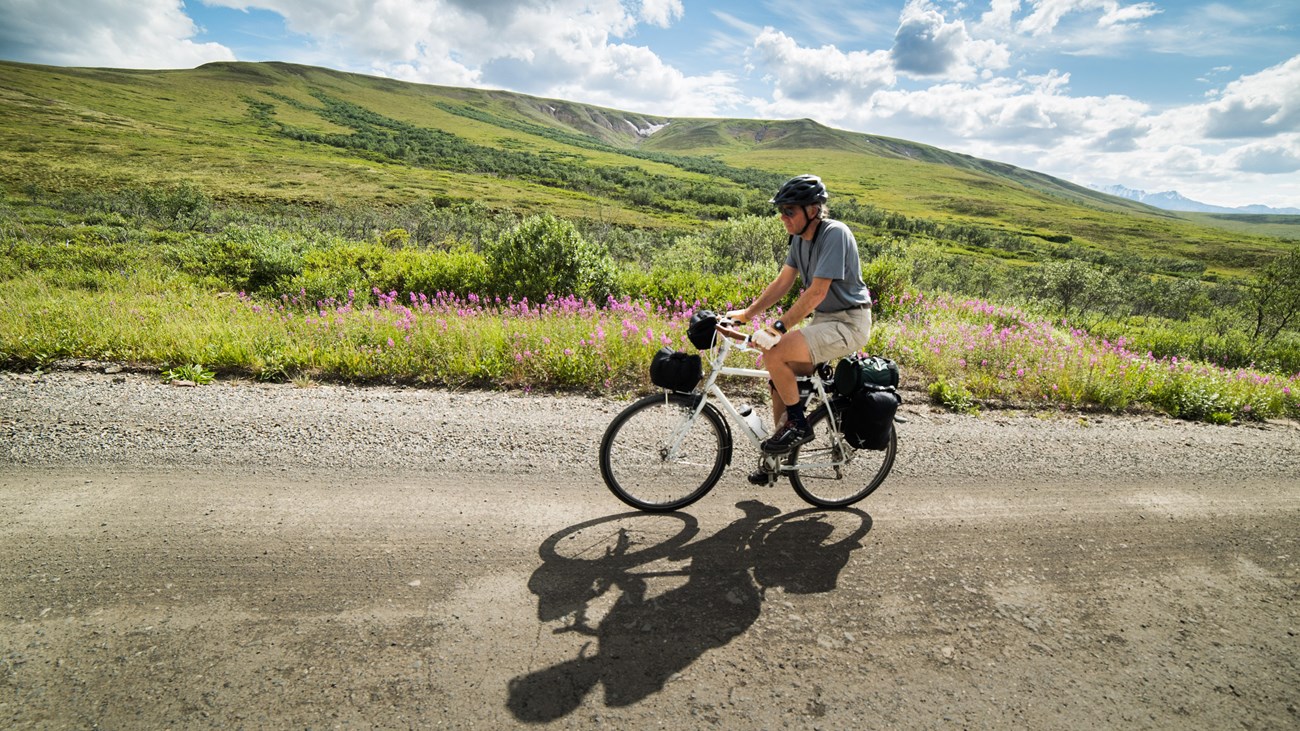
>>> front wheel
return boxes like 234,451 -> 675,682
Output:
787,405 -> 896,508
599,392 -> 728,512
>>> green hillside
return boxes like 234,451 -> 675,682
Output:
2,59 -> 1295,279
2,60 -> 1297,421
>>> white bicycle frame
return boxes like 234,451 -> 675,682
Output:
662,321 -> 845,474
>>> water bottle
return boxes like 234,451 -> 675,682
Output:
739,405 -> 767,439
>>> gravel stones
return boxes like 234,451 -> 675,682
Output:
2,369 -> 1298,480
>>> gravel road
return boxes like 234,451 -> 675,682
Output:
2,368 -> 1298,729
3,369 -> 1298,480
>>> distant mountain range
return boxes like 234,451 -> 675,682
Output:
1094,185 -> 1300,215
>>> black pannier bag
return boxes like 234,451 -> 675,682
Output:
833,353 -> 900,396
833,353 -> 902,450
687,309 -> 719,350
837,385 -> 902,450
650,347 -> 702,393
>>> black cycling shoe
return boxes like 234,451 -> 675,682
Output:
761,420 -> 812,454
747,469 -> 775,485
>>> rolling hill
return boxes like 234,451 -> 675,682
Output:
1,59 -> 1295,277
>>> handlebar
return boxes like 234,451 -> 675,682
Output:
715,317 -> 778,350
715,322 -> 748,343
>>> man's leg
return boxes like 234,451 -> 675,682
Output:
768,381 -> 785,430
762,332 -> 815,451
767,331 -> 815,408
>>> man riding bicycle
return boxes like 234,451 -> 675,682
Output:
728,174 -> 873,463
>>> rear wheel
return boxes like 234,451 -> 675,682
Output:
788,405 -> 896,508
599,393 -> 728,512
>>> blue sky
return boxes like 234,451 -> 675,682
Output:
1,0 -> 1298,208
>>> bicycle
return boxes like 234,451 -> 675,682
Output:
599,316 -> 898,512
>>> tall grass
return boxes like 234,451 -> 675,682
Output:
883,292 -> 1299,421
4,274 -> 1296,422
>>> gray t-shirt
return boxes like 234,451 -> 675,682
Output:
783,219 -> 872,312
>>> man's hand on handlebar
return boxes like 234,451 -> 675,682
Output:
715,317 -> 782,350
725,309 -> 750,324
749,327 -> 781,350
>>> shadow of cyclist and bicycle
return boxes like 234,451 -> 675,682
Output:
506,500 -> 872,722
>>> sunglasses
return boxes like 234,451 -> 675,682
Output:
778,206 -> 801,218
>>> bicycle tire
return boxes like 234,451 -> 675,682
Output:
787,405 -> 896,508
599,392 -> 728,512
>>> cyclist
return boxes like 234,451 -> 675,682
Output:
728,174 -> 872,462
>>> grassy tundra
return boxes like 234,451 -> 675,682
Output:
1,60 -> 1297,422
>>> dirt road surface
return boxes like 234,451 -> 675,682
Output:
2,371 -> 1298,729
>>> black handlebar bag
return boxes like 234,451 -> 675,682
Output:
687,310 -> 718,350
650,348 -> 702,393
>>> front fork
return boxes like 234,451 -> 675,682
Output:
672,392 -> 734,468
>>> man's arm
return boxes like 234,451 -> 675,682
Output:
778,277 -> 832,327
732,265 -> 799,323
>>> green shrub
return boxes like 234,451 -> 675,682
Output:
285,241 -> 391,303
653,237 -> 725,275
376,245 -> 491,298
201,226 -> 307,294
618,261 -> 771,308
929,378 -> 979,414
862,253 -> 913,318
706,214 -> 786,265
483,214 -> 618,302
651,215 -> 785,276
161,363 -> 216,385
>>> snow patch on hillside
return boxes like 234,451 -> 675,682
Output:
625,119 -> 669,137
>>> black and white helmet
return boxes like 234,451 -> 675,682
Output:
770,174 -> 829,206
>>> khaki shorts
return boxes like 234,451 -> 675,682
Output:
799,307 -> 873,364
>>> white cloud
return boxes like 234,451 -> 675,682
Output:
1016,0 -> 1159,36
1200,55 -> 1300,139
203,0 -> 735,115
749,27 -> 895,107
865,71 -> 1150,152
1229,141 -> 1300,175
979,0 -> 1023,32
742,1 -> 1298,208
747,18 -> 1144,155
0,0 -> 234,68
891,0 -> 1010,79
1057,58 -> 1300,206
638,0 -> 683,28
1098,1 -> 1160,28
